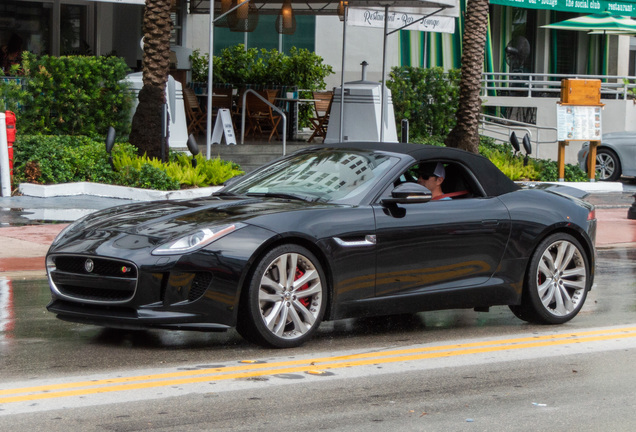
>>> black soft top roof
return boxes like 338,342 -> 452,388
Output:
317,142 -> 520,197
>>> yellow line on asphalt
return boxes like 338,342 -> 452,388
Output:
2,326 -> 636,404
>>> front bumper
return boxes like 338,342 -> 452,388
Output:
45,224 -> 276,331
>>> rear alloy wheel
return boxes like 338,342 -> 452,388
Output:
238,245 -> 326,348
594,148 -> 621,181
510,233 -> 589,324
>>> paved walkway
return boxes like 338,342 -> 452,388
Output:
1,193 -> 634,280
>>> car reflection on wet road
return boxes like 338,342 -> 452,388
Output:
0,247 -> 634,382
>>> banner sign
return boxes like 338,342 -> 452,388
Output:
348,7 -> 456,33
490,0 -> 636,18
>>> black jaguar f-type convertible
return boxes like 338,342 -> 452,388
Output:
46,142 -> 596,348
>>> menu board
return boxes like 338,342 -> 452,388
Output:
556,105 -> 602,141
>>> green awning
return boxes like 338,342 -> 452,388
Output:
490,0 -> 636,18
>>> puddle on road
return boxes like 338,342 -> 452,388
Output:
1,207 -> 93,226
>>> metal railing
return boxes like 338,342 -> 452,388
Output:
240,89 -> 287,155
479,113 -> 558,159
481,72 -> 636,99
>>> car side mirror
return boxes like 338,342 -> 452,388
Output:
381,183 -> 432,206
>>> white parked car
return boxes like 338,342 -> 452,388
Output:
578,132 -> 636,181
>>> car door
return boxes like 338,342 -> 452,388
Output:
372,196 -> 511,306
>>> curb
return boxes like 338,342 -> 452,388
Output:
19,182 -> 223,201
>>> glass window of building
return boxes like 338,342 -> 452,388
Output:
213,15 -> 315,54
0,1 -> 52,57
60,4 -> 89,55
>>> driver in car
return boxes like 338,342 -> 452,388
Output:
417,162 -> 450,200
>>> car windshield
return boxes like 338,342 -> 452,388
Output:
223,149 -> 398,204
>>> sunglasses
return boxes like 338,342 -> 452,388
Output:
418,174 -> 437,180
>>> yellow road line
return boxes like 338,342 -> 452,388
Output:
2,326 -> 636,404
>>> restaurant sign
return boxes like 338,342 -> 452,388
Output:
348,7 -> 456,33
490,0 -> 636,17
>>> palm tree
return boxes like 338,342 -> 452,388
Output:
129,0 -> 174,161
445,0 -> 489,154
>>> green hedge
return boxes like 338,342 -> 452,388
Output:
190,45 -> 333,90
1,53 -> 133,137
387,66 -> 461,138
12,135 -> 243,190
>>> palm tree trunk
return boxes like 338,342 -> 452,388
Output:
445,0 -> 489,154
129,0 -> 173,160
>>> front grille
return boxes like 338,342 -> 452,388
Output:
54,255 -> 137,278
50,255 -> 138,303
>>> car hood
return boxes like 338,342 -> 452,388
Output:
70,196 -> 336,240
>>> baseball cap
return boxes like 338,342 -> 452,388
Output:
418,162 -> 445,179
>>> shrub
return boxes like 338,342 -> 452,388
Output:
478,137 -> 587,182
13,135 -> 243,190
117,164 -> 181,191
536,159 -> 589,182
13,135 -> 126,185
0,68 -> 29,112
387,66 -> 461,137
112,149 -> 244,188
5,53 -> 133,137
191,45 -> 333,90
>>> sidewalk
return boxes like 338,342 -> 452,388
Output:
1,184 -> 635,279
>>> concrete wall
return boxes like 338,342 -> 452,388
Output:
315,16 -> 400,90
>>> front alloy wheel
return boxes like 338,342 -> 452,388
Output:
238,245 -> 326,348
510,233 -> 589,324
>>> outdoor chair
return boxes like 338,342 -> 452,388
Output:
183,87 -> 206,136
245,89 -> 282,142
308,91 -> 333,143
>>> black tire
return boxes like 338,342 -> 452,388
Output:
510,233 -> 589,325
237,244 -> 327,348
593,148 -> 622,181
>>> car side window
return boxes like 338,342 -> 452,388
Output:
380,161 -> 486,202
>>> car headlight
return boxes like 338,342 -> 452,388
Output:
152,223 -> 245,255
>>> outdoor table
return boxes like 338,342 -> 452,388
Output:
275,98 -> 319,141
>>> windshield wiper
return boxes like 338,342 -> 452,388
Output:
212,190 -> 238,197
245,192 -> 311,202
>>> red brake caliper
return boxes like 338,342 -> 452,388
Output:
295,268 -> 311,307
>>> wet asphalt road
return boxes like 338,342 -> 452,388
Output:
1,247 -> 635,430
1,247 -> 634,380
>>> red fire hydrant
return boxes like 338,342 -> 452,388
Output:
5,111 -> 16,176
